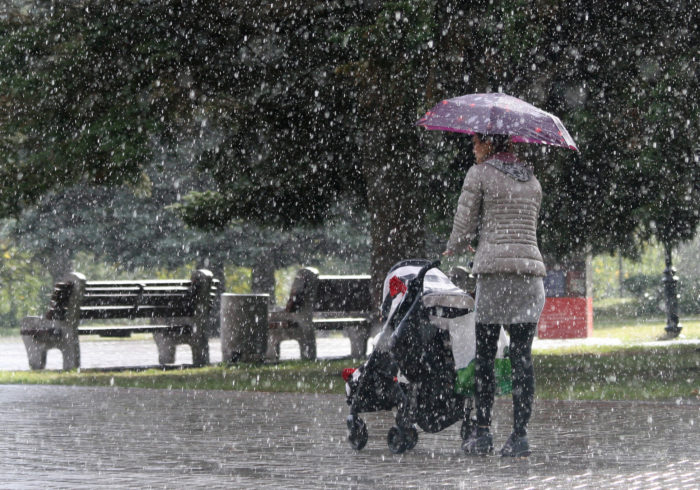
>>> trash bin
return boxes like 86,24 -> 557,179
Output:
220,293 -> 269,363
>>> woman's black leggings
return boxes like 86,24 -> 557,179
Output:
474,323 -> 536,437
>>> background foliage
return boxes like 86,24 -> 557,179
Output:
0,1 -> 698,325
593,235 -> 700,317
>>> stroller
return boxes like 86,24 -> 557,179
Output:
343,259 -> 511,453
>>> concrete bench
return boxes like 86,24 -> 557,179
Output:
21,269 -> 219,370
267,268 -> 372,360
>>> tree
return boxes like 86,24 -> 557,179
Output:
10,158 -> 371,295
0,2 -> 164,214
1,0 -> 371,294
2,0 -> 698,314
629,3 -> 700,336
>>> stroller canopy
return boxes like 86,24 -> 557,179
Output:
381,259 -> 474,329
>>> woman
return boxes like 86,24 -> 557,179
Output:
443,133 -> 546,457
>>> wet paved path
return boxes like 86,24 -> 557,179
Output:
0,336 -> 352,371
1,385 -> 698,489
3,335 -> 698,372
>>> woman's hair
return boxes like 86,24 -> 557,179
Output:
475,133 -> 511,153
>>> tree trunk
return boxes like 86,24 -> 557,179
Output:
211,262 -> 226,292
362,135 -> 426,314
662,241 -> 682,337
618,253 -> 624,297
47,249 -> 73,283
251,254 -> 277,304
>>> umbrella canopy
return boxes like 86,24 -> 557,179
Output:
416,93 -> 578,151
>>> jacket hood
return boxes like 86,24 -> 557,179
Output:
484,153 -> 531,182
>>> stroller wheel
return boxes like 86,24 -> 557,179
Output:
347,415 -> 368,451
405,427 -> 418,450
387,426 -> 417,454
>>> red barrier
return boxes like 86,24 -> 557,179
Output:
537,297 -> 593,339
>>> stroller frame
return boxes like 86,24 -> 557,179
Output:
345,259 -> 475,453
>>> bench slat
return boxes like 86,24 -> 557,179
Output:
85,280 -> 191,287
313,318 -> 369,331
77,324 -> 193,336
43,277 -> 219,322
79,306 -> 195,320
84,285 -> 191,292
314,311 -> 370,319
80,294 -> 192,308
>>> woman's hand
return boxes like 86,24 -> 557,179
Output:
443,246 -> 475,256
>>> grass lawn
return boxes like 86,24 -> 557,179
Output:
534,344 -> 698,400
0,327 -> 19,337
590,316 -> 700,342
1,317 -> 698,401
529,317 -> 700,357
1,344 -> 697,402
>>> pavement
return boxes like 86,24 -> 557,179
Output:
0,336 -> 352,371
2,334 -> 698,372
0,385 -> 698,489
1,335 -> 699,488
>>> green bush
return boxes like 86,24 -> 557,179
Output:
622,274 -> 659,298
0,242 -> 52,330
593,298 -> 661,320
619,274 -> 700,316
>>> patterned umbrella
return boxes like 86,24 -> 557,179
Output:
416,93 -> 578,151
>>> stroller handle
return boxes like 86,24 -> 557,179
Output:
414,259 -> 442,280
406,259 -> 441,301
427,259 -> 442,271
415,259 -> 440,276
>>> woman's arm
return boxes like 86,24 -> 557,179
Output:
445,166 -> 482,255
